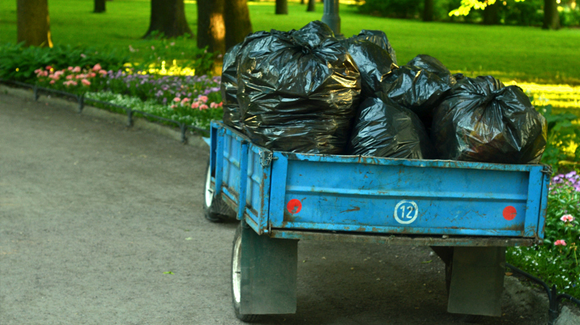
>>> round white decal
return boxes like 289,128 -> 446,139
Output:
394,200 -> 419,224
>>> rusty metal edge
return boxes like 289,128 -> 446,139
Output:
269,229 -> 536,247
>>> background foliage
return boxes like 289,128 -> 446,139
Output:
1,1 -> 580,85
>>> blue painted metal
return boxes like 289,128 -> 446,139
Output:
538,172 -> 550,239
236,142 -> 249,220
210,122 -> 549,242
245,144 -> 273,235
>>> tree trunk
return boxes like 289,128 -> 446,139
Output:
94,0 -> 106,13
143,0 -> 193,38
422,0 -> 434,21
197,0 -> 225,54
276,0 -> 288,15
483,1 -> 500,25
17,0 -> 53,47
224,0 -> 253,50
543,0 -> 561,29
307,0 -> 315,12
301,0 -> 305,4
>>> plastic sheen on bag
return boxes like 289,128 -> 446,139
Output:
407,54 -> 456,87
378,64 -> 452,124
341,38 -> 396,99
349,97 -> 436,159
431,76 -> 547,164
350,30 -> 398,65
220,42 -> 243,130
236,21 -> 361,154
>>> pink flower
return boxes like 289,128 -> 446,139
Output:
66,75 -> 74,80
81,79 -> 91,86
92,64 -> 102,71
218,102 -> 223,107
171,104 -> 176,109
98,70 -> 108,76
561,214 -> 575,223
198,95 -> 208,103
68,66 -> 73,71
555,240 -> 567,246
49,80 -> 55,84
173,97 -> 181,103
191,102 -> 199,109
210,102 -> 218,109
200,104 -> 209,110
63,80 -> 78,87
45,65 -> 53,71
80,54 -> 86,58
72,66 -> 81,73
34,68 -> 42,74
181,98 -> 190,103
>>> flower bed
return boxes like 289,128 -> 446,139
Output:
507,171 -> 580,297
34,64 -> 223,130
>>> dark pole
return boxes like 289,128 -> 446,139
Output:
321,0 -> 340,36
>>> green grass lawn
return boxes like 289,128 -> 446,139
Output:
1,0 -> 579,85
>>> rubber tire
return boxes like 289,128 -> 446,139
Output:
231,224 -> 259,322
203,161 -> 233,223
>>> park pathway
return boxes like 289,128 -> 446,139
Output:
0,89 -> 553,324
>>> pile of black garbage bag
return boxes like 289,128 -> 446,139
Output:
221,21 -> 547,164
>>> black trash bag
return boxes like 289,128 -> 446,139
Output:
378,64 -> 452,124
431,76 -> 547,164
351,30 -> 398,65
407,54 -> 456,87
221,31 -> 275,129
349,97 -> 436,159
453,73 -> 466,82
341,38 -> 396,98
221,42 -> 243,130
237,21 -> 361,154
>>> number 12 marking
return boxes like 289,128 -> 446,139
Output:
394,200 -> 419,224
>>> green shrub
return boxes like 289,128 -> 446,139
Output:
0,43 -> 129,82
358,0 -> 423,19
560,6 -> 580,27
130,33 -> 217,77
502,0 -> 544,26
539,104 -> 580,173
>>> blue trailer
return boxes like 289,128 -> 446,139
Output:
203,121 -> 550,322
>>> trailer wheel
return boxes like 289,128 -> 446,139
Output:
203,161 -> 232,223
231,225 -> 259,322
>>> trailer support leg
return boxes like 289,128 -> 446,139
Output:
238,223 -> 298,315
447,246 -> 505,317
